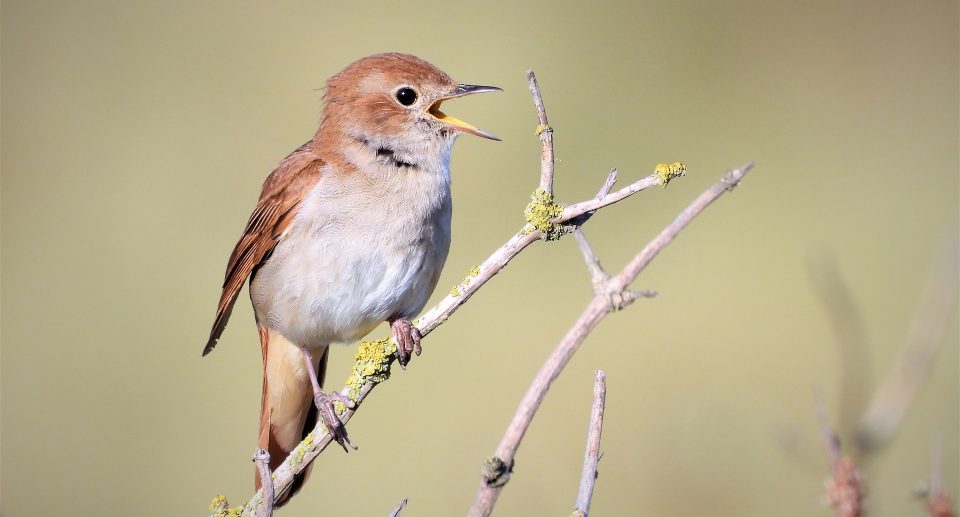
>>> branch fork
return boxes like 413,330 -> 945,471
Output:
210,66 -> 754,516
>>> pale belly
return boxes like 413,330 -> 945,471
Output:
249,175 -> 451,349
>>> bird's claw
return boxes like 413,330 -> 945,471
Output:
390,318 -> 422,368
313,390 -> 357,451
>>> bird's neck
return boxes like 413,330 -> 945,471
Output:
313,122 -> 455,179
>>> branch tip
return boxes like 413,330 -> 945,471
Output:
387,498 -> 409,517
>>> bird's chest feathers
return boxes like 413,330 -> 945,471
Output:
252,161 -> 452,347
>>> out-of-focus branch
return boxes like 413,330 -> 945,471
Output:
810,258 -> 872,440
815,390 -> 865,517
468,161 -> 755,517
387,498 -> 408,517
918,436 -> 957,517
856,232 -> 959,452
572,370 -> 607,517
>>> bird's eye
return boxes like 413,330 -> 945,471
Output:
395,87 -> 418,106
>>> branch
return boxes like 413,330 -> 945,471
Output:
468,161 -> 755,517
855,231 -> 959,452
213,69 -> 723,516
573,370 -> 606,517
251,449 -> 273,517
527,70 -> 554,195
921,435 -> 957,517
815,390 -> 865,517
574,229 -> 610,290
810,258 -> 872,442
387,498 -> 408,517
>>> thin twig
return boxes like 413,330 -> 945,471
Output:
596,169 -> 618,198
573,370 -> 606,517
252,449 -> 273,517
607,164 -> 752,293
467,161 -> 755,517
527,70 -> 554,195
387,498 -> 408,517
856,231 -> 959,452
574,229 -> 609,288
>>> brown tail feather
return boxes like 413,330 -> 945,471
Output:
255,326 -> 328,506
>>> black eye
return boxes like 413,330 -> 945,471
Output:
395,87 -> 417,106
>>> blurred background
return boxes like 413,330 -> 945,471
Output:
2,1 -> 957,515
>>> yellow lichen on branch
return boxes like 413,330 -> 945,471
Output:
338,338 -> 395,412
655,162 -> 687,187
209,495 -> 243,517
450,265 -> 482,298
523,188 -> 565,240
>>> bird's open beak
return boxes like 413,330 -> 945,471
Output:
428,84 -> 502,141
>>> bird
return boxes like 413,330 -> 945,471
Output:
202,53 -> 500,505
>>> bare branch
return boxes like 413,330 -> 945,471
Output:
527,69 -> 555,195
596,169 -> 618,198
574,229 -> 609,289
573,370 -> 607,517
856,231 -> 959,452
416,169 -> 668,338
809,258 -> 872,447
609,163 -> 752,292
468,161 -> 755,517
252,449 -> 273,517
220,70 -> 742,516
387,498 -> 408,517
562,174 -> 663,223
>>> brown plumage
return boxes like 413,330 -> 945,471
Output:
204,143 -> 323,357
203,53 -> 499,505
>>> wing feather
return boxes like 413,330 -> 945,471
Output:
203,143 -> 323,356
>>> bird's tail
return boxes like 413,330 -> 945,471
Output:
256,326 -> 327,507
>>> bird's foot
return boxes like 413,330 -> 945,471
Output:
313,389 -> 357,451
390,318 -> 422,369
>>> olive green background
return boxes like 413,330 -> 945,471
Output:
2,1 -> 957,515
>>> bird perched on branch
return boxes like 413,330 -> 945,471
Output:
203,53 -> 500,504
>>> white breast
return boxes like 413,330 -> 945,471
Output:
250,160 -> 452,350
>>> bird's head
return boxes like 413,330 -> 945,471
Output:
317,53 -> 500,164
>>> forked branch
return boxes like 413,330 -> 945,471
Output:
468,161 -> 754,517
211,68 -> 750,516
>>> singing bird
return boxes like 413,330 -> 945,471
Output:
203,53 -> 500,503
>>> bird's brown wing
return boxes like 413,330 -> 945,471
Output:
203,142 -> 323,356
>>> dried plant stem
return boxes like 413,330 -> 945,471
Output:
573,370 -> 606,517
468,161 -> 754,517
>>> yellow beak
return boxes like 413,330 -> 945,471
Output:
428,84 -> 502,140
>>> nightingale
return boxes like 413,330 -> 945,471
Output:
202,53 -> 499,504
